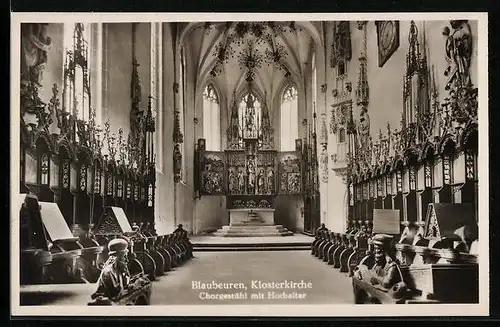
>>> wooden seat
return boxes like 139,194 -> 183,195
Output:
20,194 -> 97,285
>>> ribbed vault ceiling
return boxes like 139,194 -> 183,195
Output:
180,22 -> 323,106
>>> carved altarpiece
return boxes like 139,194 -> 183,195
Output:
195,86 -> 303,210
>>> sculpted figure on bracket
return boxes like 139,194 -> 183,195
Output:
443,20 -> 473,89
21,23 -> 52,84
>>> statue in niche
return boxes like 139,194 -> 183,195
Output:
257,169 -> 265,194
21,23 -> 52,85
267,169 -> 275,194
358,109 -> 371,148
228,169 -> 236,194
443,20 -> 473,89
247,162 -> 256,194
237,169 -> 245,194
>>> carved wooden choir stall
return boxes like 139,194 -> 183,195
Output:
18,22 -> 193,306
311,20 -> 479,305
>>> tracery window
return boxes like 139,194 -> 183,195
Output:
280,86 -> 299,151
203,84 -> 221,151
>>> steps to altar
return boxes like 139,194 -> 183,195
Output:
191,235 -> 313,252
213,222 -> 294,237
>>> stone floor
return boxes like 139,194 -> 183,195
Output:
19,251 -> 354,305
150,251 -> 354,305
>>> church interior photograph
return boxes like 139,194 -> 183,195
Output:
15,18 -> 481,308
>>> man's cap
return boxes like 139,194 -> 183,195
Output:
108,238 -> 129,255
371,234 -> 393,247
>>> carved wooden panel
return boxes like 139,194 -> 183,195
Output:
199,152 -> 226,195
93,206 -> 133,235
226,151 -> 246,195
278,152 -> 302,194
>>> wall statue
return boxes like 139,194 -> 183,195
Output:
257,169 -> 265,194
21,23 -> 52,85
237,169 -> 245,194
266,169 -> 275,194
443,20 -> 473,90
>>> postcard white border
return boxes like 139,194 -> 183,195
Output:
10,12 -> 489,317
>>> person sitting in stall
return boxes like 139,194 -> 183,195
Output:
316,223 -> 327,236
91,238 -> 132,302
454,223 -> 479,254
173,224 -> 194,259
354,234 -> 407,298
174,224 -> 188,239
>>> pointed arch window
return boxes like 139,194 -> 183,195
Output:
238,93 -> 262,140
203,84 -> 221,151
280,86 -> 298,151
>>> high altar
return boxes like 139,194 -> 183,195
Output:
195,87 -> 307,236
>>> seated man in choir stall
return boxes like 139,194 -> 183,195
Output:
91,238 -> 133,302
174,224 -> 188,239
354,234 -> 407,298
316,223 -> 327,236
